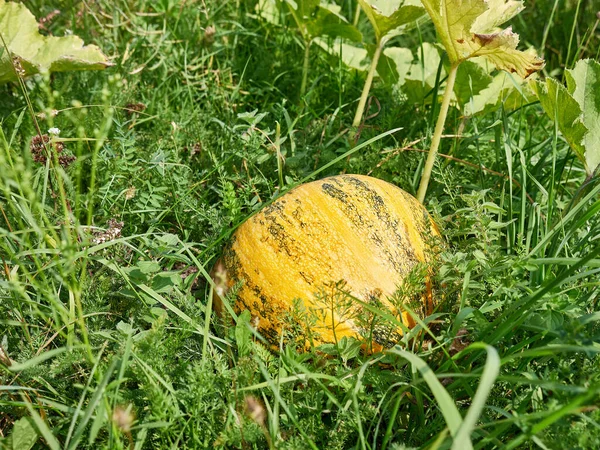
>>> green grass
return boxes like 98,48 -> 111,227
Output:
1,0 -> 600,448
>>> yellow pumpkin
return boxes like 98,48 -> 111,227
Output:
216,174 -> 440,349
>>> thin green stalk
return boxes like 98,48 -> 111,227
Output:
353,1 -> 361,27
416,62 -> 459,203
352,38 -> 385,130
540,0 -> 560,60
565,0 -> 583,69
275,122 -> 284,189
300,38 -> 312,97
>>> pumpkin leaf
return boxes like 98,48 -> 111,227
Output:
377,46 -> 413,86
307,3 -> 362,42
565,59 -> 600,175
256,0 -> 281,24
453,59 -> 494,108
263,0 -> 361,42
420,0 -> 543,77
0,0 -> 112,84
532,78 -> 587,167
313,38 -> 370,72
532,60 -> 600,176
463,70 -> 535,116
402,42 -> 444,104
358,0 -> 425,42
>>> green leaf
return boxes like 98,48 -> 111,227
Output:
8,347 -> 70,372
313,38 -> 370,72
532,78 -> 588,171
388,348 -> 463,439
565,59 -> 600,175
10,417 -> 38,450
270,0 -> 361,42
463,70 -> 535,116
21,397 -> 61,450
235,310 -> 253,358
453,59 -> 493,108
358,0 -> 425,42
377,46 -> 413,86
420,0 -> 543,77
307,3 -> 362,42
0,0 -> 112,84
256,0 -> 281,24
402,42 -> 444,104
452,344 -> 500,450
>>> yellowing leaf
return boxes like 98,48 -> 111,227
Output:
420,0 -> 543,78
0,0 -> 111,84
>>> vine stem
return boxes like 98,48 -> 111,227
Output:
352,38 -> 385,130
417,62 -> 459,203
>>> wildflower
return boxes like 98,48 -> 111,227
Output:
48,127 -> 61,135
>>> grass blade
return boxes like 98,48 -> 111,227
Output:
388,348 -> 463,442
452,344 -> 500,450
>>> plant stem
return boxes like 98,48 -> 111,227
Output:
353,2 -> 361,26
352,39 -> 385,130
300,38 -> 312,97
416,62 -> 459,203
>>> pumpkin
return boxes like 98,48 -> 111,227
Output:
215,174 -> 440,349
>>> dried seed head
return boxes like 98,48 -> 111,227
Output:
29,134 -> 75,167
244,396 -> 266,427
12,56 -> 26,78
203,25 -> 216,47
92,218 -> 124,244
38,9 -> 61,30
125,102 -> 146,116
125,186 -> 136,200
188,142 -> 202,157
179,264 -> 200,289
112,404 -> 134,433
449,328 -> 469,356
212,259 -> 228,299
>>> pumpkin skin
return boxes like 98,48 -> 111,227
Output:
217,174 -> 440,349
